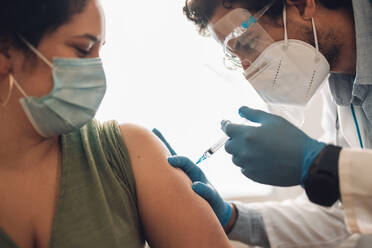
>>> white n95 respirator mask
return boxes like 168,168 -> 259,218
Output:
209,2 -> 330,124
11,37 -> 107,137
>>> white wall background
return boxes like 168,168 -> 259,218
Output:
98,0 -> 275,199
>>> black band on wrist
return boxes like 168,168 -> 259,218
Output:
304,145 -> 342,207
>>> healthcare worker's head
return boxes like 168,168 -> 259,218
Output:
0,0 -> 106,138
184,0 -> 356,108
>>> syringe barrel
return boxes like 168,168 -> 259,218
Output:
205,135 -> 229,156
200,119 -> 254,162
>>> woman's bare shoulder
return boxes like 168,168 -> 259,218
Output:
117,123 -> 231,248
118,123 -> 171,164
118,123 -> 192,193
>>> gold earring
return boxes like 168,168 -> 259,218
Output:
0,74 -> 14,106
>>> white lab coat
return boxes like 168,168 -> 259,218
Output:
240,84 -> 372,247
320,82 -> 372,236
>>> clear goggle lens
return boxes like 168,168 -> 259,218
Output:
209,3 -> 276,71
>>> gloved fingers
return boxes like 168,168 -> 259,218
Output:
168,156 -> 206,182
241,169 -> 266,185
241,168 -> 256,181
221,122 -> 249,138
241,168 -> 292,186
232,156 -> 249,168
221,120 -> 231,131
192,182 -> 224,211
152,128 -> 177,155
239,106 -> 272,124
241,168 -> 272,186
192,182 -> 232,227
224,139 -> 247,155
224,140 -> 233,154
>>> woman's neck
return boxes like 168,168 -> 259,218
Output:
0,105 -> 58,169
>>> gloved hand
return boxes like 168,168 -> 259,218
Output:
223,106 -> 326,187
152,129 -> 233,227
152,128 -> 177,156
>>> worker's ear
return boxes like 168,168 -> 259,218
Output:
286,0 -> 316,20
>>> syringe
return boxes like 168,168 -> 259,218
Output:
196,135 -> 230,164
196,120 -> 231,165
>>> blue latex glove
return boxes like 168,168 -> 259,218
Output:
168,156 -> 233,227
152,129 -> 233,227
152,128 -> 177,156
223,106 -> 326,187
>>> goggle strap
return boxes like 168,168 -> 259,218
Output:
254,0 -> 277,20
18,35 -> 55,69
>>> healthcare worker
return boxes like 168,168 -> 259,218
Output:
155,0 -> 372,247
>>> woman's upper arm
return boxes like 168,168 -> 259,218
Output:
119,123 -> 232,248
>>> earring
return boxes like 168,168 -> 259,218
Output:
0,74 -> 14,106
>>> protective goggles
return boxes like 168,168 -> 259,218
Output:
208,1 -> 276,70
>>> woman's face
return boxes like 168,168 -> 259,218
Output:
3,0 -> 105,101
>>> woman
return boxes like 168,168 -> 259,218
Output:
0,0 -> 232,247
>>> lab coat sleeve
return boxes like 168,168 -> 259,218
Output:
339,148 -> 372,234
228,203 -> 270,247
229,194 -> 351,248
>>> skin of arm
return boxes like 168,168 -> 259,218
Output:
120,124 -> 232,248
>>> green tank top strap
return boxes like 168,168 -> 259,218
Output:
101,120 -> 138,198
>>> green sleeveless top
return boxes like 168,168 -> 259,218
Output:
0,120 -> 145,248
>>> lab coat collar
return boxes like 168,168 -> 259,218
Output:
352,0 -> 372,86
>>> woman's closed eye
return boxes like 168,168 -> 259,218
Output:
73,45 -> 91,57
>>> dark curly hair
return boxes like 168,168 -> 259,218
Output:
0,0 -> 89,52
184,0 -> 352,34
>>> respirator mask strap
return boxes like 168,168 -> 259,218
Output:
283,4 -> 320,58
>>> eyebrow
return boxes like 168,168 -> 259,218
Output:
73,34 -> 100,43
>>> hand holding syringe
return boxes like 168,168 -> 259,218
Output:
196,119 -> 255,165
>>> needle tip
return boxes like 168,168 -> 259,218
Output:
196,155 -> 207,165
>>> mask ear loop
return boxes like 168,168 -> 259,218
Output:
3,36 -> 47,101
18,35 -> 55,69
12,75 -> 29,98
283,5 -> 320,60
283,4 -> 289,47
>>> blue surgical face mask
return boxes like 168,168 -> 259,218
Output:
13,38 -> 107,137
